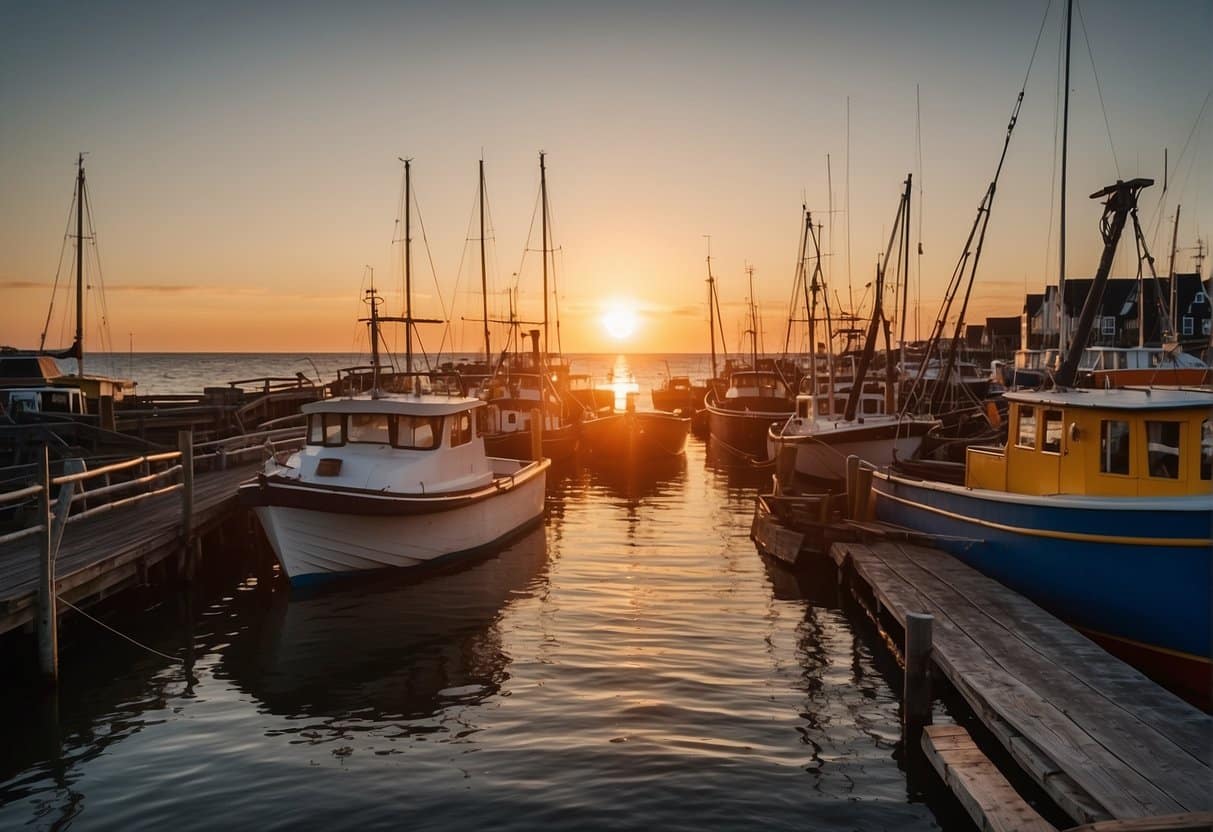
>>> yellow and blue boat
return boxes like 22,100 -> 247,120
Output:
871,386 -> 1213,704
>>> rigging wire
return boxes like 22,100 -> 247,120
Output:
1074,0 -> 1121,177
39,182 -> 77,352
410,182 -> 451,365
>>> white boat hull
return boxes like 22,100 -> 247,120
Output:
768,417 -> 936,481
254,462 -> 548,585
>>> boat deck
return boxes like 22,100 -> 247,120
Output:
828,539 -> 1212,827
0,464 -> 254,636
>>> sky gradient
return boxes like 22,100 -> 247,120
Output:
2,0 -> 1210,356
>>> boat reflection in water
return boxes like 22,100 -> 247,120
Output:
220,526 -> 549,730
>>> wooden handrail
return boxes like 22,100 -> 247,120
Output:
69,465 -> 182,505
0,483 -> 43,506
52,451 -> 181,486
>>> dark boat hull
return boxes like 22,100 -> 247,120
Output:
484,424 -> 578,461
705,394 -> 793,460
581,411 -> 690,458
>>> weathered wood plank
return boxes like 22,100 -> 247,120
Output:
875,543 -> 1211,812
833,541 -> 1208,824
896,543 -> 1213,765
921,723 -> 1057,832
1064,812 -> 1213,832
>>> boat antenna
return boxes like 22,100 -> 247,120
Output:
1167,204 -> 1181,340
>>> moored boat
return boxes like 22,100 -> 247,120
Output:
580,407 -> 691,458
241,386 -> 550,586
705,369 -> 795,459
870,385 -> 1213,703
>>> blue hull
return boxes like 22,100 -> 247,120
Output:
871,474 -> 1213,663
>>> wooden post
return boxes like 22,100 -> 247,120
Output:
775,445 -> 796,494
845,454 -> 860,518
179,430 -> 194,544
530,409 -> 543,461
855,465 -> 874,521
37,446 -> 57,684
904,612 -> 934,744
98,394 -> 115,432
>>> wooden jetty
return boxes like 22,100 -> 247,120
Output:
0,428 -> 301,680
828,538 -> 1213,832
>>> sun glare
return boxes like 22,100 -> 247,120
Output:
601,301 -> 638,341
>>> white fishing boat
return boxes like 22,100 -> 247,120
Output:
239,388 -> 549,586
240,159 -> 549,586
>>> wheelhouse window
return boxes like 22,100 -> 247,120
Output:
451,412 -> 472,447
1202,420 -> 1211,481
1145,421 -> 1181,479
1100,420 -> 1130,475
307,413 -> 344,447
348,412 -> 391,444
393,414 -> 442,450
1042,409 -> 1063,454
1015,406 -> 1037,450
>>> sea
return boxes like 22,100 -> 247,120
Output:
0,353 -> 970,831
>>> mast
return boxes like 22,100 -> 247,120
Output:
479,159 -> 491,364
75,153 -> 85,376
746,265 -> 759,370
1167,204 -> 1181,341
804,209 -> 819,408
540,151 -> 550,356
706,237 -> 718,380
367,269 -> 381,398
1058,0 -> 1073,358
404,157 -> 414,373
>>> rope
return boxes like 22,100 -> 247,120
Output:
56,594 -> 185,664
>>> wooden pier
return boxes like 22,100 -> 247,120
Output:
0,428 -> 302,678
828,538 -> 1213,831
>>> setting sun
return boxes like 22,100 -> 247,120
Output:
600,300 -> 638,341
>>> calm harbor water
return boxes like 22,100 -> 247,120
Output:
1,354 -> 964,830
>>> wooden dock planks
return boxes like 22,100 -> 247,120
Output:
830,540 -> 1213,826
921,724 -> 1056,832
0,465 -> 255,635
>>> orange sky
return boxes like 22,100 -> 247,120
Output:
2,2 -> 1209,355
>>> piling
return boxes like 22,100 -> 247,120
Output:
36,446 -> 58,684
844,455 -> 860,518
530,409 -> 543,461
903,612 -> 934,744
854,465 -> 874,521
98,395 -> 115,432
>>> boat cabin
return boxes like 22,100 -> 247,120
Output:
966,388 -> 1213,497
0,386 -> 85,416
794,379 -> 888,421
298,395 -> 493,491
725,371 -> 790,400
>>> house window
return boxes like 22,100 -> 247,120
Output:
1146,421 -> 1181,479
1042,409 -> 1063,454
1100,420 -> 1130,475
1016,406 -> 1037,450
1183,317 -> 1194,336
1196,291 -> 1208,304
1203,319 -> 1211,336
1202,420 -> 1211,481
451,412 -> 472,447
1100,317 -> 1116,336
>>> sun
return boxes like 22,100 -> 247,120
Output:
601,301 -> 638,341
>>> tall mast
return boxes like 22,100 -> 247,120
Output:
367,269 -> 381,397
1167,204 -> 1181,341
75,153 -> 85,376
540,151 -> 550,356
1058,0 -> 1073,357
404,157 -> 413,373
479,159 -> 491,364
746,265 -> 758,369
804,209 -> 818,406
705,236 -> 718,380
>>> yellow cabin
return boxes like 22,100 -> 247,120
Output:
966,388 -> 1213,498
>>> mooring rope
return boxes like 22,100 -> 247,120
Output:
56,594 -> 185,664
